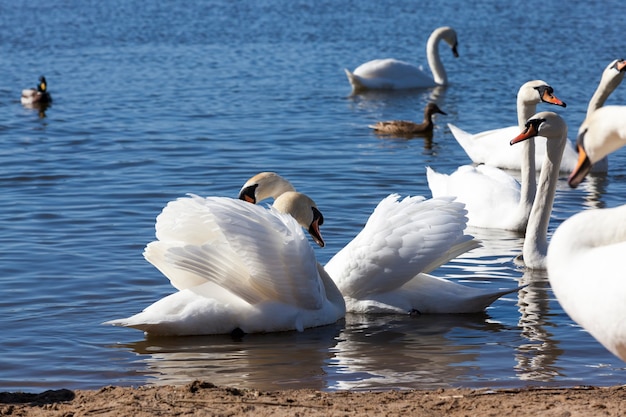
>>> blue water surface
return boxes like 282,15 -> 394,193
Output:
1,0 -> 626,392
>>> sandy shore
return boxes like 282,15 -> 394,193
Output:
2,381 -> 626,416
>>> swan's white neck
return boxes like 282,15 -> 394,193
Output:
523,131 -> 567,269
511,96 -> 538,231
427,28 -> 449,86
586,69 -> 625,118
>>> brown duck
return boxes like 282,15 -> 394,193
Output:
369,102 -> 446,136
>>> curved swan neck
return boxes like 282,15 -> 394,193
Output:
586,62 -> 626,118
523,123 -> 567,269
426,28 -> 450,85
515,88 -> 538,227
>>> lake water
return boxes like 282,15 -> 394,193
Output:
2,0 -> 626,392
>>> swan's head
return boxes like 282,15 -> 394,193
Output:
441,27 -> 459,57
599,58 -> 626,92
569,106 -> 626,188
238,172 -> 295,204
273,191 -> 325,248
519,80 -> 566,108
510,111 -> 567,146
38,76 -> 48,92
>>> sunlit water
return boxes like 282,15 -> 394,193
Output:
2,0 -> 626,392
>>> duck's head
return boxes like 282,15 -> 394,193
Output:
425,102 -> 446,117
38,76 -> 47,92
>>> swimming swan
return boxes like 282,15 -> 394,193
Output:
548,105 -> 626,361
105,192 -> 345,336
509,112 -> 568,269
449,59 -> 626,172
426,81 -> 565,231
239,172 -> 522,314
344,26 -> 458,93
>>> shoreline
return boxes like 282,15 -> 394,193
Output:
2,382 -> 625,416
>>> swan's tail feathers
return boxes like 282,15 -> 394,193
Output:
421,237 -> 480,274
344,68 -> 366,94
474,284 -> 526,311
447,123 -> 475,156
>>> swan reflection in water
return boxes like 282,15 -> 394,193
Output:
514,269 -> 564,381
115,312 -> 511,391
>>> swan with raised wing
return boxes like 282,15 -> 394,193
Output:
344,26 -> 458,93
450,58 -> 626,172
548,105 -> 626,361
426,80 -> 565,231
105,191 -> 345,336
239,172 -> 521,314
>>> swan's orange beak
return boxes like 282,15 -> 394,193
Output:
238,185 -> 257,203
568,143 -> 593,188
308,207 -> 325,247
615,59 -> 626,72
510,121 -> 540,145
541,89 -> 566,107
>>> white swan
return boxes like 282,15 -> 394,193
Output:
105,192 -> 345,336
344,26 -> 458,93
548,106 -> 626,361
508,112 -> 568,269
569,105 -> 626,187
239,172 -> 522,314
426,80 -> 563,231
450,58 -> 626,172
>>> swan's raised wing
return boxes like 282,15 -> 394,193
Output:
324,194 -> 476,299
144,195 -> 325,310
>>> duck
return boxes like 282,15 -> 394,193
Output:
547,105 -> 626,362
426,81 -> 564,231
508,111 -> 568,269
21,76 -> 52,106
239,172 -> 522,314
344,26 -> 458,93
449,58 -> 626,172
104,192 -> 345,336
368,102 -> 446,137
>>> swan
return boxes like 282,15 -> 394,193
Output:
427,80 -> 564,231
239,172 -> 522,314
508,111 -> 568,269
568,105 -> 626,187
450,58 -> 626,172
344,26 -> 458,93
548,106 -> 626,361
104,192 -> 345,336
368,102 -> 446,137
21,76 -> 52,106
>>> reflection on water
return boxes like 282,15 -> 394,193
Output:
119,323 -> 344,390
117,314 -> 512,391
515,269 -> 564,381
